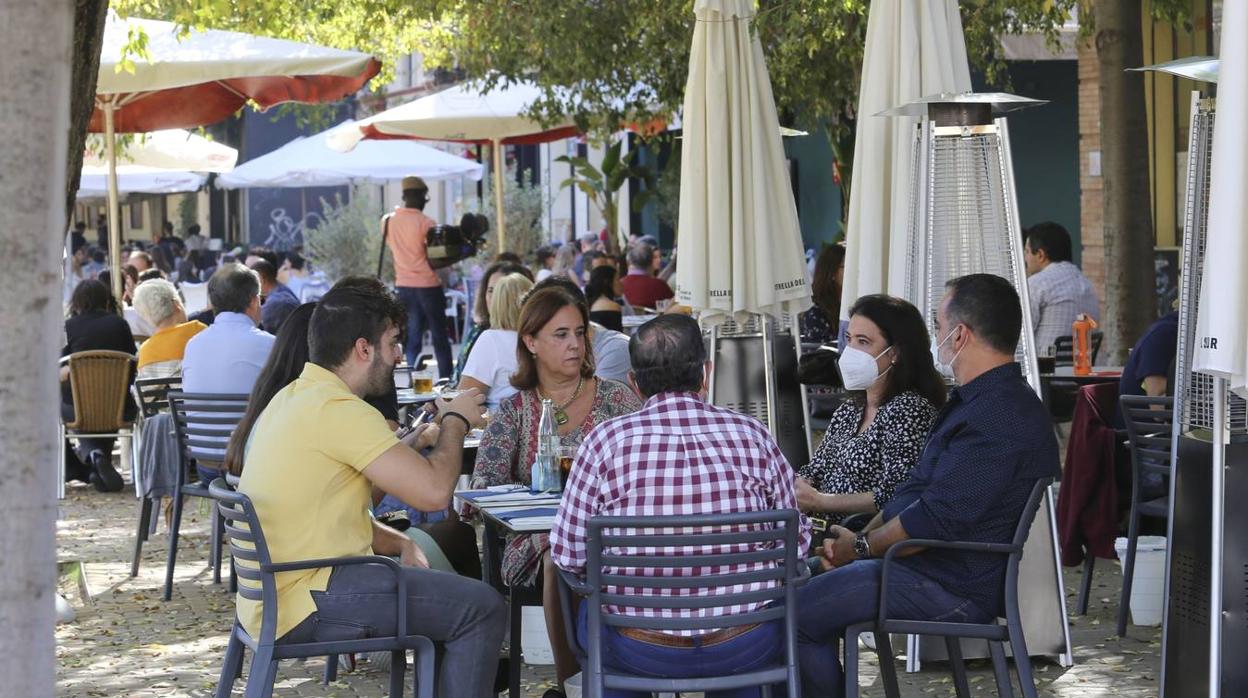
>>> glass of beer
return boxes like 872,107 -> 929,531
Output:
413,369 -> 434,393
558,443 -> 579,488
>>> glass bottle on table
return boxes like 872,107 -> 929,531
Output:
532,398 -> 561,494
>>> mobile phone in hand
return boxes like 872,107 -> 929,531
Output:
396,408 -> 434,440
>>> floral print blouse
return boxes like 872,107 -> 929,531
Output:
471,378 -> 642,586
798,390 -> 937,525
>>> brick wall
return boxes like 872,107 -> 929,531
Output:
1077,37 -> 1106,301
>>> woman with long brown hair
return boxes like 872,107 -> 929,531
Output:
471,286 -> 642,696
802,242 -> 846,345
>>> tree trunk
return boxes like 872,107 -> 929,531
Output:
1095,0 -> 1156,362
65,0 -> 109,221
0,1 -> 74,694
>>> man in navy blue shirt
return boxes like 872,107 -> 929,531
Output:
796,274 -> 1060,698
1116,310 -> 1179,416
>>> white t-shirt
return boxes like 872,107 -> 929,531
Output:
461,328 -> 520,408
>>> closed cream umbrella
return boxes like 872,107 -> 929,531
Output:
674,0 -> 811,324
329,80 -> 580,251
93,13 -> 380,299
1192,5 -> 1248,691
839,0 -> 971,322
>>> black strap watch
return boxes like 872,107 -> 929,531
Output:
853,532 -> 872,560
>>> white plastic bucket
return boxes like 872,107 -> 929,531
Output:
565,672 -> 582,698
521,606 -> 555,665
1114,535 -> 1167,626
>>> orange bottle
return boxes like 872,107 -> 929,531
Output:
1073,314 -> 1098,376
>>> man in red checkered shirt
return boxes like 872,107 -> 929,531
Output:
550,314 -> 809,698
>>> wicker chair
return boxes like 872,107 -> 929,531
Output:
59,350 -> 136,498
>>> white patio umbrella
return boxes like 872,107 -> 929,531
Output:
673,0 -> 812,324
838,0 -> 971,320
217,120 -> 483,189
78,166 -> 207,198
84,128 -> 237,173
92,13 -> 379,298
328,80 -> 580,250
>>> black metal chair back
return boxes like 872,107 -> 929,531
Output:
1053,331 -> 1103,366
1120,394 -> 1174,483
160,391 -> 250,600
577,509 -> 807,698
207,479 -> 433,698
133,376 -> 182,419
167,391 -> 250,470
1115,394 -> 1173,637
128,376 -> 183,578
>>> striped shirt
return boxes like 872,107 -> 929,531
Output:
550,392 -> 809,633
1027,261 -> 1100,353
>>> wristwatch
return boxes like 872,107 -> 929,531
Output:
853,532 -> 872,560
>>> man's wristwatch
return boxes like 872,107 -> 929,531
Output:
853,532 -> 872,560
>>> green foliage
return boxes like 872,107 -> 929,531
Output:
112,0 -> 444,92
556,139 -> 655,253
466,165 -> 550,258
412,1 -> 1078,143
303,192 -> 391,284
654,137 -> 681,233
110,0 -> 1086,150
176,193 -> 197,233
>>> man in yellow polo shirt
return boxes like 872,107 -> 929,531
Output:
237,284 -> 505,698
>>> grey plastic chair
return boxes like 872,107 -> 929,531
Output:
556,509 -> 808,698
129,376 -> 181,579
208,478 -> 436,698
844,477 -> 1054,698
166,391 -> 249,600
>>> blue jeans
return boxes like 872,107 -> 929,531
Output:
283,564 -> 507,698
397,285 -> 453,378
796,559 -> 991,698
576,605 -> 784,698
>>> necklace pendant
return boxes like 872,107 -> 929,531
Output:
554,409 -> 569,426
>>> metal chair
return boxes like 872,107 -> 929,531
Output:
850,477 -> 1054,698
1052,331 -> 1104,367
130,376 -> 182,578
445,288 -> 470,343
556,510 -> 808,698
59,350 -> 136,499
1112,395 -> 1172,637
208,479 -> 435,698
165,391 -> 249,600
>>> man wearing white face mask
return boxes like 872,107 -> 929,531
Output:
795,274 -> 1060,698
795,295 -> 945,532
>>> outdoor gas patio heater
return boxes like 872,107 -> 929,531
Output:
882,92 -> 1074,669
1165,87 -> 1248,698
706,314 -> 811,472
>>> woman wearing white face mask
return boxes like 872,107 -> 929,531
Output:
795,295 -> 947,528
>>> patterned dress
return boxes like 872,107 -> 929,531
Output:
797,391 -> 938,525
800,306 -> 838,345
471,378 -> 642,586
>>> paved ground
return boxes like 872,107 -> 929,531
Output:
56,474 -> 1162,697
